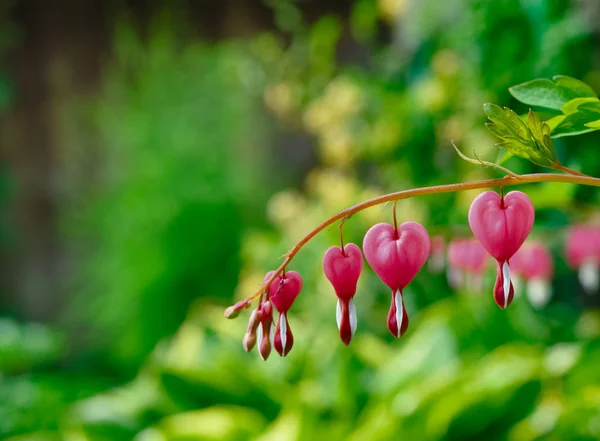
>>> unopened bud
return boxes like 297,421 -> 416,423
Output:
257,301 -> 273,360
242,309 -> 262,352
243,332 -> 257,352
224,299 -> 251,319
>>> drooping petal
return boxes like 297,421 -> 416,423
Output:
273,313 -> 294,357
387,290 -> 409,338
335,298 -> 357,346
493,260 -> 515,309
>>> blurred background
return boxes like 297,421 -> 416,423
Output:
1,0 -> 600,439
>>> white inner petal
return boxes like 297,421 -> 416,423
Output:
394,290 -> 403,338
579,259 -> 599,294
257,324 -> 265,360
270,323 -> 275,346
349,299 -> 357,336
279,314 -> 287,356
502,261 -> 511,308
336,300 -> 342,330
527,277 -> 551,309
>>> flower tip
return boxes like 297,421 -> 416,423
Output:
387,290 -> 409,338
224,299 -> 251,319
243,333 -> 256,352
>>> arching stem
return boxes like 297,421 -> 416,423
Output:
225,171 -> 600,317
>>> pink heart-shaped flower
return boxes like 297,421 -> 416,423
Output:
266,270 -> 302,313
323,243 -> 363,299
323,243 -> 363,346
265,270 -> 302,357
363,221 -> 430,338
468,190 -> 535,309
363,222 -> 431,291
468,190 -> 534,262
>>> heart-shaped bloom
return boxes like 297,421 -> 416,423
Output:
468,190 -> 534,309
511,241 -> 554,308
323,243 -> 363,345
363,221 -> 430,338
266,270 -> 302,357
565,225 -> 600,294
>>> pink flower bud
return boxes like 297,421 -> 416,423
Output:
363,221 -> 430,338
256,301 -> 273,360
565,225 -> 600,294
265,271 -> 302,357
242,308 -> 262,352
468,190 -> 534,309
323,243 -> 363,345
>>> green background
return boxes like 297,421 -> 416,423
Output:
1,0 -> 600,440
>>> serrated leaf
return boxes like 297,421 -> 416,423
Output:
509,76 -> 596,111
484,103 -> 558,168
551,97 -> 600,137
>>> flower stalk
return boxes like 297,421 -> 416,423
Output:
225,170 -> 600,318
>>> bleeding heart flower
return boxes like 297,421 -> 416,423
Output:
323,243 -> 363,345
511,241 -> 554,308
363,221 -> 430,338
266,270 -> 302,357
447,238 -> 489,290
468,190 -> 534,309
565,225 -> 600,294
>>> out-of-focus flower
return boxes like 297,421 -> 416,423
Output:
267,190 -> 308,228
428,235 -> 446,274
413,77 -> 447,113
565,224 -> 600,294
511,241 -> 554,309
378,0 -> 407,23
320,125 -> 354,166
447,238 -> 488,291
264,82 -> 297,118
431,50 -> 461,78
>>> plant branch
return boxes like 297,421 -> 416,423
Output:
225,171 -> 600,318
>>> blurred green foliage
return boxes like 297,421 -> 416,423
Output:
2,0 -> 600,440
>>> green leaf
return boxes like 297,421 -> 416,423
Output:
551,97 -> 600,137
496,150 -> 514,165
483,103 -> 558,168
509,75 -> 597,111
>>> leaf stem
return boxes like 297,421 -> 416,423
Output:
554,163 -> 589,177
225,171 -> 600,317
